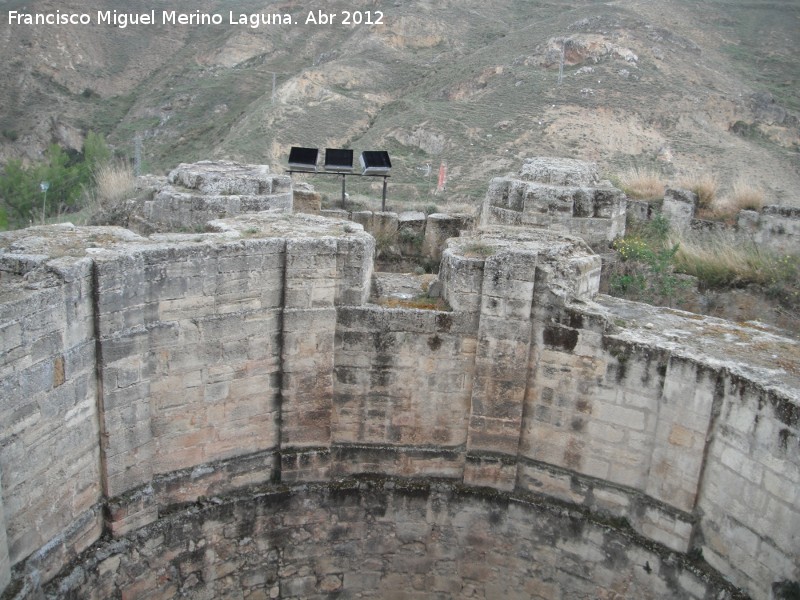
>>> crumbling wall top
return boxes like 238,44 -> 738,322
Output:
206,211 -> 367,240
518,156 -> 600,186
167,160 -> 287,195
440,227 -> 603,310
596,294 -> 800,399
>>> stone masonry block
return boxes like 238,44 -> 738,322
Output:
486,178 -> 525,212
661,188 -> 697,231
463,457 -> 517,491
593,401 -> 647,432
518,157 -> 599,186
422,213 -> 474,263
523,184 -> 575,216
0,474 -> 10,593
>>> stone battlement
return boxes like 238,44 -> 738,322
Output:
0,161 -> 797,600
481,157 -> 627,247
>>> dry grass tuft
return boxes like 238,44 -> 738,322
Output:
672,231 -> 758,287
695,179 -> 766,222
727,179 -> 766,212
617,167 -> 666,200
679,172 -> 718,208
671,229 -> 788,288
94,160 -> 136,207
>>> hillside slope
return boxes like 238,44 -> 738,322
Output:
0,0 -> 798,205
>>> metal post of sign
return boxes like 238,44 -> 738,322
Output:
382,177 -> 388,211
341,174 -> 346,209
40,181 -> 49,225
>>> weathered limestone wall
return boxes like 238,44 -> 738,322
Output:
437,232 -> 798,597
0,477 -> 8,594
519,319 -> 713,553
116,162 -> 293,234
92,236 -> 287,534
332,307 -> 476,478
481,157 -> 626,247
737,205 -> 800,255
1,206 -> 797,599
437,233 -> 719,553
590,298 -> 800,599
348,209 -> 475,269
278,227 -> 375,483
46,480 -> 738,600
697,377 -> 799,599
0,226 -> 113,587
91,214 -> 373,535
0,215 -> 375,597
660,188 -> 697,231
646,189 -> 800,258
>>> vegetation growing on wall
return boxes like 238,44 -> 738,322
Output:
610,212 -> 800,316
613,167 -> 666,201
609,214 -> 691,306
673,231 -> 800,307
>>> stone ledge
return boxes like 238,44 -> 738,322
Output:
517,456 -> 696,553
34,477 -> 749,600
104,448 -> 280,537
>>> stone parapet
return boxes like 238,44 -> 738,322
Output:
518,156 -> 600,186
144,190 -> 292,231
482,157 -> 626,247
347,209 -> 476,269
168,161 -> 289,196
101,161 -> 293,234
630,189 -> 800,260
737,205 -> 800,255
662,187 -> 698,231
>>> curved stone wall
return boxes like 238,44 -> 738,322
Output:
46,479 -> 744,600
1,209 -> 798,600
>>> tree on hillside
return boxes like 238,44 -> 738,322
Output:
0,132 -> 112,229
0,158 -> 37,225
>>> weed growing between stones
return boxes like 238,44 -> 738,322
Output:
610,213 -> 800,317
727,179 -> 766,212
462,242 -> 495,258
609,214 -> 692,307
94,160 -> 136,208
693,178 -> 766,222
373,228 -> 399,256
678,172 -> 719,209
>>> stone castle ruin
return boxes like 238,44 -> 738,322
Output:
0,159 -> 797,599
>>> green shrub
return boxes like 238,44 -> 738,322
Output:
610,214 -> 691,306
0,131 -> 111,228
